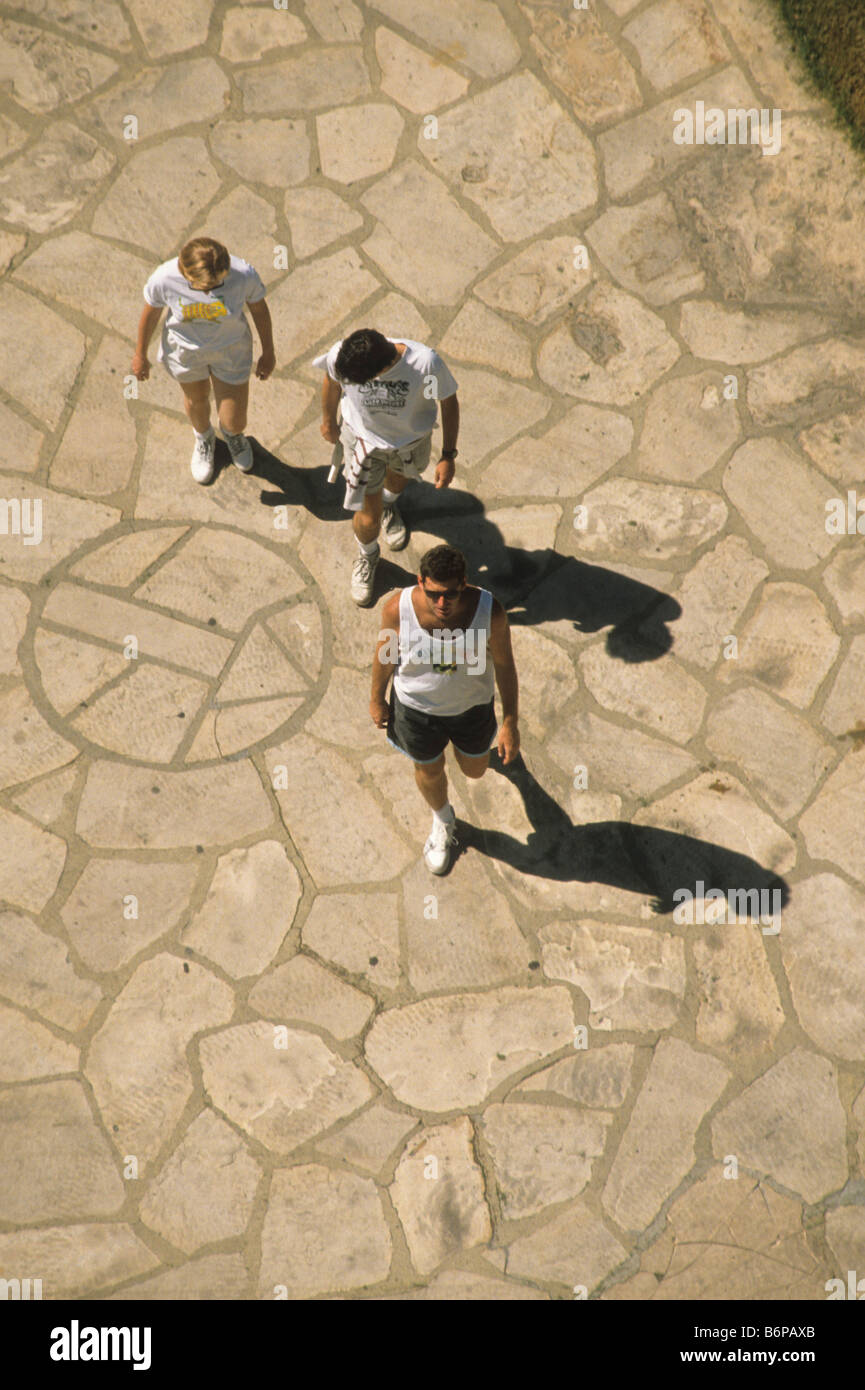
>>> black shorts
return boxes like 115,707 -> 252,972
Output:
387,692 -> 497,765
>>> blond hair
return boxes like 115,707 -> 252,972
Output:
178,237 -> 230,290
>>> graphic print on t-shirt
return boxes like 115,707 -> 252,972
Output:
357,379 -> 410,413
178,298 -> 228,322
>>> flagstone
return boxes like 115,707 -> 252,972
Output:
73,664 -> 208,762
825,1208 -> 865,1280
51,337 -> 139,495
302,891 -> 402,993
386,1270 -> 548,1300
33,630 -> 130,717
799,405 -> 865,486
579,644 -> 707,744
439,301 -> 533,379
109,1253 -> 248,1300
576,478 -> 726,560
265,248 -> 379,363
482,1103 -> 612,1219
11,0 -> 132,49
364,987 -> 574,1111
315,1103 -> 417,1174
671,535 -> 767,668
521,2 -> 642,126
451,370 -> 551,468
506,1200 -> 627,1289
200,186 -> 278,291
603,1039 -> 729,1230
284,187 -> 363,260
482,404 -> 633,499
259,1164 -> 391,1296
305,667 -> 383,750
799,750 -> 865,885
546,711 -> 698,801
375,27 -> 468,113
705,687 -> 834,820
217,626 -> 307,702
717,582 -> 840,709
711,0 -> 813,108
0,486 -> 121,586
91,59 -> 229,142
0,1003 -> 78,1082
693,924 -> 785,1067
780,874 -> 865,1061
748,339 -> 865,429
0,121 -> 115,233
0,684 -> 76,791
62,858 -> 199,973
213,699 -> 308,759
677,300 -> 830,363
587,194 -> 704,307
304,0 -> 364,41
370,0 -> 520,78
86,954 -> 234,1164
200,1020 -> 373,1154
91,137 -> 221,254
76,760 -> 274,848
0,816 -> 68,916
0,910 -> 100,1031
624,0 -> 728,91
211,119 -> 309,187
0,586 -> 28,674
712,1049 -> 847,1204
134,528 -> 305,631
538,285 -> 680,405
0,21 -> 117,113
318,104 -> 404,184
0,1224 -> 158,1298
69,527 -> 188,589
637,372 -> 740,482
401,860 -> 532,992
507,627 -> 579,743
237,46 -> 370,114
823,548 -> 865,625
140,1110 -> 261,1253
0,401 -> 41,474
420,72 -> 597,241
475,238 -> 590,326
265,602 -> 323,683
220,5 -> 307,60
124,0 -> 211,55
0,113 -> 27,160
540,920 -> 686,1032
515,1044 -> 635,1109
249,955 -> 373,1039
0,1080 -> 124,1224
390,1118 -> 491,1274
820,635 -> 865,738
11,766 -> 78,828
362,162 -> 498,305
0,286 -> 87,430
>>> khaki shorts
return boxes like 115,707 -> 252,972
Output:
339,420 -> 433,494
160,328 -> 253,385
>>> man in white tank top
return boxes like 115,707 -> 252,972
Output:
371,545 -> 520,874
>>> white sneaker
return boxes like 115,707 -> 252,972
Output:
190,432 -> 216,484
223,430 -> 254,472
350,545 -> 380,606
423,816 -> 457,874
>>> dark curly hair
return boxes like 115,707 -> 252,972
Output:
334,329 -> 398,384
419,545 -> 467,585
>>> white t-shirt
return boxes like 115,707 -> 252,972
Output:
143,255 -> 266,351
313,337 -> 458,449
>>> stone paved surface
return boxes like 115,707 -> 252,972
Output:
0,0 -> 863,1301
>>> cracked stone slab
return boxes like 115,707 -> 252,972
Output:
671,535 -> 767,669
717,582 -> 840,709
820,635 -> 865,738
780,875 -> 865,1061
76,761 -> 274,849
579,644 -> 707,745
259,1164 -> 391,1297
402,860 -> 532,992
420,72 -> 598,241
678,300 -> 830,363
181,841 -> 301,978
86,955 -> 234,1165
801,747 -> 865,882
284,187 -> 362,260
139,1110 -> 261,1254
603,1039 -> 730,1231
91,137 -> 222,253
637,371 -> 740,482
546,711 -> 698,801
0,1079 -> 125,1223
705,687 -> 834,820
371,0 -> 520,78
587,193 -> 704,307
62,858 -> 199,973
482,1103 -> 612,1219
362,162 -> 498,305
365,987 -> 574,1111
390,1118 -> 491,1274
315,1103 -> 416,1175
0,685 -> 78,792
200,1020 -> 374,1154
237,45 -> 370,114
724,438 -> 844,570
249,955 -> 374,1040
0,1225 -> 158,1299
540,920 -> 686,1032
522,2 -> 642,126
50,336 -> 138,495
92,58 -> 229,142
0,1003 -> 78,1083
506,1199 -> 627,1289
482,403 -> 632,498
475,237 -> 590,327
0,814 -> 68,916
0,121 -> 115,233
375,26 -> 468,112
538,284 -> 680,405
711,1049 -> 847,1204
577,478 -> 727,559
693,924 -> 785,1065
302,891 -> 402,992
515,1044 -> 635,1108
265,247 -> 380,362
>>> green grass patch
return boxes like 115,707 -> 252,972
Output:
775,0 -> 865,150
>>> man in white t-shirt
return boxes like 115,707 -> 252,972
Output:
314,328 -> 460,605
131,237 -> 275,483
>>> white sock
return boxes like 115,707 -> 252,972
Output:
222,428 -> 244,442
433,802 -> 455,825
193,426 -> 214,441
356,536 -> 379,555
382,488 -> 399,505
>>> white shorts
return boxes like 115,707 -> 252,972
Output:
159,327 -> 253,385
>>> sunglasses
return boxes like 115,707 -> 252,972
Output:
422,585 -> 463,602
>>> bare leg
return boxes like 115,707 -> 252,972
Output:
211,375 -> 249,433
179,378 -> 212,432
454,748 -> 491,779
354,487 -> 384,545
383,466 -> 409,495
414,754 -> 448,810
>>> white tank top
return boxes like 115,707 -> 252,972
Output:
393,585 -> 495,716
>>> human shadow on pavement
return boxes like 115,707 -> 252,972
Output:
253,454 -> 681,665
458,752 -> 790,919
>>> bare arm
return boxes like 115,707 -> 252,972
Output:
488,598 -> 519,764
247,298 -> 275,379
321,374 -> 342,444
371,592 -> 401,726
435,392 -> 459,488
131,303 -> 163,380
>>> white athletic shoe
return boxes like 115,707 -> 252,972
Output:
190,432 -> 216,484
351,545 -> 380,606
223,430 -> 254,472
423,816 -> 457,875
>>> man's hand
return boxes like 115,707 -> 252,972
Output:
498,716 -> 520,765
321,418 -> 340,444
130,353 -> 150,381
255,350 -> 275,380
370,697 -> 389,729
434,456 -> 455,489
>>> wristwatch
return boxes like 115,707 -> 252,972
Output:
440,448 -> 458,459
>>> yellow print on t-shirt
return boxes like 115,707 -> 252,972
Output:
179,299 -> 228,322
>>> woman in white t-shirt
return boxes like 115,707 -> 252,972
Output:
130,237 -> 275,484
